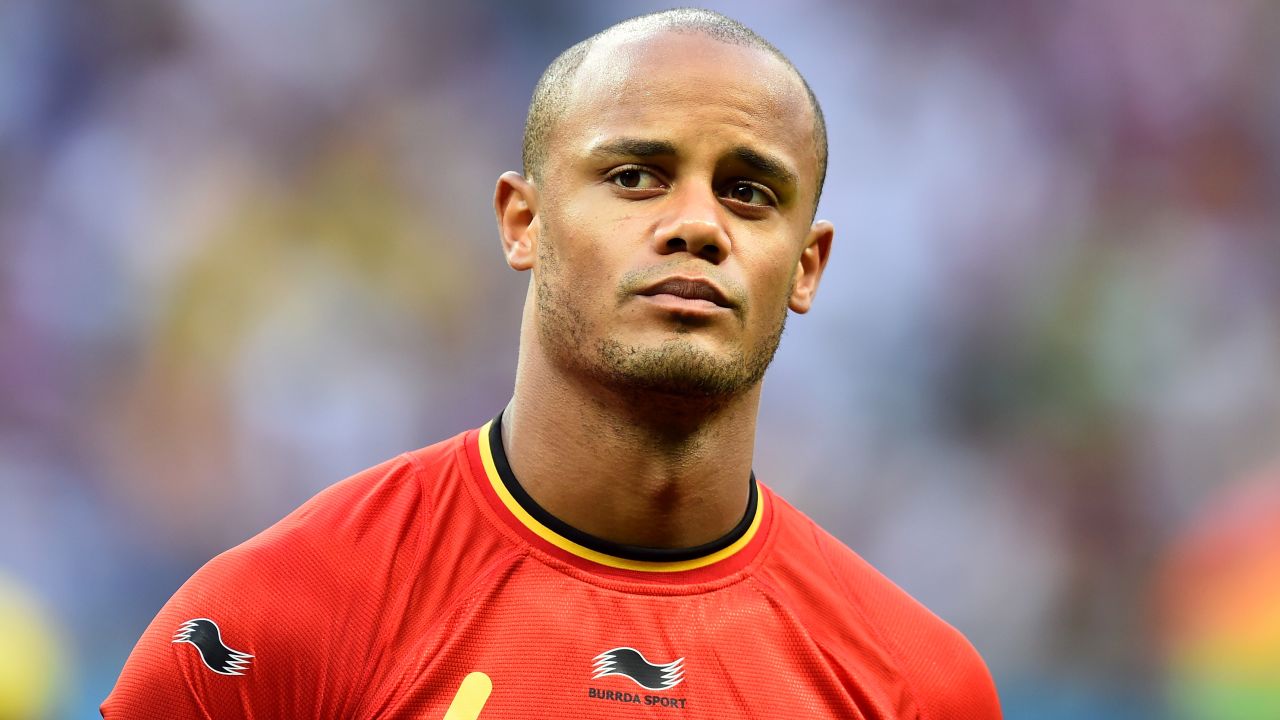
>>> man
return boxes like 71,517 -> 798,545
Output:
103,9 -> 1000,719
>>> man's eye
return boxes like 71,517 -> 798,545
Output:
725,182 -> 773,206
610,168 -> 661,189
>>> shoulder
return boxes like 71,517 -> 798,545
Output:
233,427 -> 477,585
758,489 -> 1002,720
217,448 -> 432,600
184,428 -> 479,644
103,431 -> 472,718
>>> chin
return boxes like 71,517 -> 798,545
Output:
592,335 -> 768,399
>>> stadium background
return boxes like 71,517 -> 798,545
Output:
2,1 -> 1279,718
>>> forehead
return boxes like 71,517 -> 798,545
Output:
552,31 -> 817,181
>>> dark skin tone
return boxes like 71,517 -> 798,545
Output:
493,30 -> 834,549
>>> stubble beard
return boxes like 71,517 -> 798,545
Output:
534,234 -> 789,402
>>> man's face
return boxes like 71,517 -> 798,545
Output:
523,31 -> 831,399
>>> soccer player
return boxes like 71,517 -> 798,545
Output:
103,9 -> 1001,719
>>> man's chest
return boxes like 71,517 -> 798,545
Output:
360,565 -> 879,720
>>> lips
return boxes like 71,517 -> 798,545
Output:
637,277 -> 732,309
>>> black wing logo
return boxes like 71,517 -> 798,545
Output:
592,647 -> 684,691
172,618 -> 253,676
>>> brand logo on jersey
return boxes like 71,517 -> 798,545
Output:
592,647 -> 684,691
172,618 -> 254,675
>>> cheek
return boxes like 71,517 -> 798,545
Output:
744,246 -> 801,308
538,225 -> 620,309
551,200 -> 643,280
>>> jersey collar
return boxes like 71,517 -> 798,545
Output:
467,412 -> 769,579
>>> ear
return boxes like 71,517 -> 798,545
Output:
494,171 -> 539,271
788,219 -> 834,314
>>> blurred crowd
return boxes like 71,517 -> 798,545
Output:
1,1 -> 1278,718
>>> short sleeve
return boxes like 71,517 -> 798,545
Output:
814,528 -> 1003,720
102,455 -> 426,719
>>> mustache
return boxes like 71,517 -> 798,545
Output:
617,264 -> 748,311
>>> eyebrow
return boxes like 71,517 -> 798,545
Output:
587,138 -> 678,160
728,145 -> 798,190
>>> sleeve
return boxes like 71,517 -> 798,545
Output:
101,455 -> 426,719
814,529 -> 1003,720
899,620 -> 1002,720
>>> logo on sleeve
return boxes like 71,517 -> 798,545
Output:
172,618 -> 254,676
592,647 -> 684,691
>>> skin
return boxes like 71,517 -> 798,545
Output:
493,29 -> 834,549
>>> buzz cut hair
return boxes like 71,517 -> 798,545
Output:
521,8 -> 829,204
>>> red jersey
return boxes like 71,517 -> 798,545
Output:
103,417 -> 1001,719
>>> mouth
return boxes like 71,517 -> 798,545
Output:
637,276 -> 734,310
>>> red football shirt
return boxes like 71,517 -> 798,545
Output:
103,416 -> 1001,719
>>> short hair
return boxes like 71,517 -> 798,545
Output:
522,8 -> 829,205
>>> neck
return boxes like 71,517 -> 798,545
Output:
502,339 -> 760,550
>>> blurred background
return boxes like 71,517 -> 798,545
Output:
2,0 -> 1279,717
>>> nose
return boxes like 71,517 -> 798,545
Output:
652,187 -> 731,263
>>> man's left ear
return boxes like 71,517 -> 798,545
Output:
789,220 -> 834,313
494,171 -> 540,272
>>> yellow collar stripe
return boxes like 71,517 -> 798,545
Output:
476,420 -> 763,573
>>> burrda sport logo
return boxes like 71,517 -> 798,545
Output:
172,618 -> 254,676
592,647 -> 685,691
